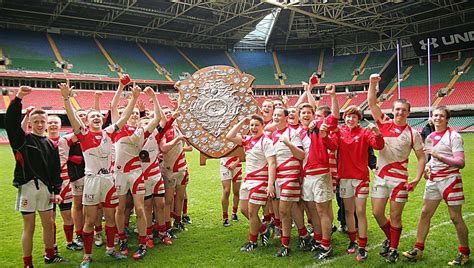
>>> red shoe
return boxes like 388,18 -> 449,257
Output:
146,238 -> 155,249
161,236 -> 172,246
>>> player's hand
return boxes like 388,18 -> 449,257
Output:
281,95 -> 289,106
308,119 -> 317,130
54,194 -> 63,204
365,120 -> 380,135
325,84 -> 336,96
370,73 -> 381,84
94,91 -> 102,99
25,106 -> 35,115
319,119 -> 329,137
266,185 -> 275,199
279,134 -> 289,145
143,86 -> 155,97
131,85 -> 141,99
423,165 -> 431,180
58,82 -> 74,98
406,179 -> 419,192
120,74 -> 131,86
17,86 -> 33,99
423,147 -> 439,158
136,99 -> 146,112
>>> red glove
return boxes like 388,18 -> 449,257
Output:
120,74 -> 131,86
310,74 -> 319,85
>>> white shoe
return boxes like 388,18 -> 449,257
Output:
94,232 -> 104,247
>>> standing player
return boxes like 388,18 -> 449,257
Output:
271,107 -> 305,257
226,115 -> 276,252
367,74 -> 426,263
160,107 -> 189,235
6,86 -> 65,267
47,115 -> 84,251
220,156 -> 242,227
332,106 -> 384,261
60,82 -> 140,267
403,106 -> 469,266
113,87 -> 162,259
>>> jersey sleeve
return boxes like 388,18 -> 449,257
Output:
262,137 -> 276,158
376,113 -> 392,129
104,124 -> 120,139
75,127 -> 89,142
451,131 -> 464,153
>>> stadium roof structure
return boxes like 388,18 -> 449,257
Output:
0,0 -> 473,53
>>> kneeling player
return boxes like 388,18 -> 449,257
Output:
226,115 -> 276,252
403,106 -> 470,266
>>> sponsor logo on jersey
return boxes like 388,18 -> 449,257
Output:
95,135 -> 102,140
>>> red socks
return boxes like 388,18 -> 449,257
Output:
105,225 -> 116,249
223,211 -> 229,220
45,247 -> 55,259
232,206 -> 238,214
321,239 -> 331,249
359,237 -> 367,248
63,224 -> 74,243
415,242 -> 425,251
118,232 -> 127,241
249,233 -> 258,243
380,220 -> 391,240
258,223 -> 267,234
165,221 -> 172,230
94,224 -> 102,233
314,233 -> 323,243
273,218 -> 281,229
83,231 -> 94,255
389,224 -> 402,249
348,231 -> 357,242
459,246 -> 470,256
298,227 -> 308,237
139,235 -> 147,245
281,236 -> 290,247
23,256 -> 32,268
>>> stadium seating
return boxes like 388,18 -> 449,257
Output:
439,80 -> 474,106
277,49 -> 320,85
0,30 -> 60,72
322,53 -> 365,83
232,51 -> 278,85
402,58 -> 462,87
357,50 -> 395,80
141,43 -> 195,81
53,34 -> 117,77
181,48 -> 231,69
380,84 -> 445,109
100,39 -> 164,80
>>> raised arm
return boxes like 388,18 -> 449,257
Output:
367,74 -> 383,122
93,91 -> 102,111
326,84 -> 340,119
21,106 -> 35,132
116,85 -> 140,130
111,74 -> 131,123
59,83 -> 81,132
143,87 -> 162,133
5,86 -> 31,149
225,118 -> 249,145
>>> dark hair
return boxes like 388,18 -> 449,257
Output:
298,103 -> 315,115
274,107 -> 289,116
30,108 -> 47,117
316,105 -> 331,116
250,114 -> 264,125
393,98 -> 411,111
433,105 -> 451,120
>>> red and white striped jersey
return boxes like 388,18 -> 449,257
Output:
76,124 -> 118,175
427,128 -> 463,180
272,127 -> 302,180
141,129 -> 163,178
114,125 -> 148,173
56,133 -> 76,181
221,156 -> 240,169
376,114 -> 423,181
242,134 -> 276,182
162,125 -> 187,173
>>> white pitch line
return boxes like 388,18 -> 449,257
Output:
308,212 -> 474,267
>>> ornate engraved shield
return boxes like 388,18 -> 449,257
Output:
175,65 -> 258,159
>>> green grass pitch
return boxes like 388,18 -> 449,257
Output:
0,134 -> 473,267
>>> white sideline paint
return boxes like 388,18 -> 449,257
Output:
309,212 -> 474,267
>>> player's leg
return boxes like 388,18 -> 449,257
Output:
402,199 -> 440,261
81,205 -> 98,265
153,194 -> 171,245
276,199 -> 293,256
343,196 -> 357,254
292,201 -> 310,249
22,212 -> 35,268
60,203 -> 82,250
355,197 -> 368,261
385,200 -> 406,262
40,209 -> 63,263
115,194 -> 129,253
173,184 -> 186,231
447,204 -> 470,266
94,205 -> 104,247
164,185 -> 175,236
221,179 -> 231,226
132,192 -> 148,259
71,178 -> 85,247
305,201 -> 322,250
314,200 -> 333,260
231,180 -> 241,221
144,195 -> 154,247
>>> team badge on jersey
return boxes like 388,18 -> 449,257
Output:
95,135 -> 102,140
394,128 -> 401,133
22,199 -> 28,208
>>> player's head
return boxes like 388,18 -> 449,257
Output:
86,109 -> 103,131
315,105 -> 331,122
273,98 -> 284,109
47,115 -> 62,136
249,114 -> 264,137
287,106 -> 299,125
261,99 -> 275,119
139,116 -> 150,128
162,106 -> 173,120
272,107 -> 288,128
432,105 -> 450,129
343,105 -> 362,128
299,103 -> 314,128
392,99 -> 411,123
127,107 -> 140,126
29,109 -> 48,136
75,109 -> 87,124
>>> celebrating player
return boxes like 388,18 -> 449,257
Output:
403,106 -> 470,266
367,74 -> 426,263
